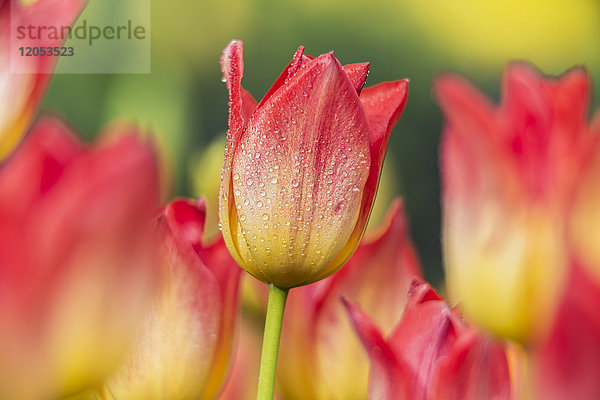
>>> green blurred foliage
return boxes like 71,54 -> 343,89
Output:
41,0 -> 600,286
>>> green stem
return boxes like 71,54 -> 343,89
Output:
256,284 -> 289,400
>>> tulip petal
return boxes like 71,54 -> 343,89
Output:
0,118 -> 83,218
386,280 -> 462,399
429,331 -> 511,400
220,40 -> 254,273
216,314 -> 263,400
277,285 -> 322,399
343,297 -> 416,400
0,0 -> 84,161
105,199 -> 239,400
313,80 -> 408,283
534,266 -> 600,400
229,52 -> 370,287
194,202 -> 242,398
258,46 -> 313,109
343,62 -> 370,94
501,64 -> 553,198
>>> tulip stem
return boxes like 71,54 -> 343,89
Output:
257,284 -> 289,400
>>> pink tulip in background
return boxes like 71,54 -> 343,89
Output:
0,117 -> 160,399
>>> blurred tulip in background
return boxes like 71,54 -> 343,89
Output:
436,64 -> 594,342
0,117 -> 160,399
102,199 -> 241,400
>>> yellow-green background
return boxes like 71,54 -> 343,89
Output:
42,0 -> 600,285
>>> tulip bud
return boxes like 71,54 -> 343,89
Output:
219,40 -> 408,288
435,64 -> 593,342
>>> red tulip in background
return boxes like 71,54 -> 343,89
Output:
532,68 -> 600,400
0,117 -> 160,399
436,64 -> 594,342
103,199 -> 241,400
345,279 -> 511,400
436,63 -> 600,399
219,40 -> 408,288
0,0 -> 83,160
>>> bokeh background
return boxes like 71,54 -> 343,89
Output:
42,0 -> 600,286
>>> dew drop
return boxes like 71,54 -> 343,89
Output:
262,213 -> 270,221
246,178 -> 254,186
240,215 -> 246,221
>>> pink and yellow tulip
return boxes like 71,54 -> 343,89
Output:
219,40 -> 408,288
0,0 -> 83,160
345,279 -> 511,400
0,117 -> 160,399
102,199 -> 242,400
436,64 -> 593,342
